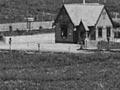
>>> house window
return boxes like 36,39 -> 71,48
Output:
98,27 -> 102,38
61,24 -> 68,38
89,27 -> 96,40
114,32 -> 120,38
90,31 -> 96,40
106,27 -> 111,37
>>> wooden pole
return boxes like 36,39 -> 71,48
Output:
9,37 -> 12,51
38,43 -> 40,52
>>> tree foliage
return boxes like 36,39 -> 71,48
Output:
0,0 -> 119,23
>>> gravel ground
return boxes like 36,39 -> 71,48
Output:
0,33 -> 96,53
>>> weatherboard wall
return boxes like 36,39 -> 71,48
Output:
96,9 -> 114,41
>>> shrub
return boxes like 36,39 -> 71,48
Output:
97,41 -> 120,50
97,41 -> 109,50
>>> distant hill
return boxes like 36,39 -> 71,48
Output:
0,0 -> 120,23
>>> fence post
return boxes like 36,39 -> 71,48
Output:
68,46 -> 71,53
107,37 -> 110,50
9,37 -> 12,51
38,43 -> 40,52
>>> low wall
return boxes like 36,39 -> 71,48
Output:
4,33 -> 55,44
0,21 -> 53,32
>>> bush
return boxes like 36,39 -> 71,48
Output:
97,41 -> 120,50
97,41 -> 109,50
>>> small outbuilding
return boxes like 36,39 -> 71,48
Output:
54,3 -> 114,48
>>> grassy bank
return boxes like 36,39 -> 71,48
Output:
2,29 -> 54,36
0,50 -> 119,89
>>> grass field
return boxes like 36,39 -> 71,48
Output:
0,50 -> 119,89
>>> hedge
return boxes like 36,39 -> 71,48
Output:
97,41 -> 120,50
0,29 -> 54,36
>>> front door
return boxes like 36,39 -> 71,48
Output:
79,30 -> 86,44
78,24 -> 86,44
73,26 -> 86,44
73,30 -> 78,44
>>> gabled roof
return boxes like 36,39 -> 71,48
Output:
80,20 -> 89,31
64,3 -> 104,26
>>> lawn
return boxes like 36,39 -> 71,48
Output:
0,50 -> 119,90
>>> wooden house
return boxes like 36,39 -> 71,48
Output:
54,3 -> 114,48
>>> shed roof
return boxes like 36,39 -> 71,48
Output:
64,3 -> 104,26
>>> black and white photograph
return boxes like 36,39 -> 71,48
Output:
0,0 -> 120,89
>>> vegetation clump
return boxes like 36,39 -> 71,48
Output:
0,50 -> 119,89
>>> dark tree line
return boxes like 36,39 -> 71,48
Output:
0,0 -> 119,23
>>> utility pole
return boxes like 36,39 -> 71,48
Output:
8,0 -> 12,51
26,0 -> 32,31
9,0 -> 12,25
41,0 -> 46,21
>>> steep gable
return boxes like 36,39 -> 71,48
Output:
96,8 -> 113,27
54,5 -> 74,26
